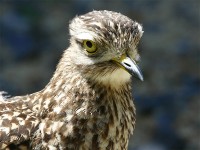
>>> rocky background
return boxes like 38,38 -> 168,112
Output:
0,0 -> 199,150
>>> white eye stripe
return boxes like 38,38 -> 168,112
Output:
74,32 -> 95,41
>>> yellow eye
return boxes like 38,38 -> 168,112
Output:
83,40 -> 97,53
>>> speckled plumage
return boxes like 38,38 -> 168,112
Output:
0,10 -> 143,150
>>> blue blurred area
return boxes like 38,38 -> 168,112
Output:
0,1 -> 199,150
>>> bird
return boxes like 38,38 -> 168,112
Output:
0,10 -> 143,150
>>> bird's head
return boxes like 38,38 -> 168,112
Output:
65,10 -> 143,87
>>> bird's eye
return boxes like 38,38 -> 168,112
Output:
83,40 -> 97,53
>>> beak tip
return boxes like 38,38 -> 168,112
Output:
136,73 -> 144,82
132,67 -> 144,82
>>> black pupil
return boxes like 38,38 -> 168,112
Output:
86,41 -> 93,48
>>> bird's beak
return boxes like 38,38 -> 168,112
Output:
112,54 -> 144,81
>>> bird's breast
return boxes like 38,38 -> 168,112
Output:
32,82 -> 135,150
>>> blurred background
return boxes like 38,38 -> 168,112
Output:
0,0 -> 199,150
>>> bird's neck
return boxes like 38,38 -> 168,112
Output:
29,54 -> 135,120
26,56 -> 136,149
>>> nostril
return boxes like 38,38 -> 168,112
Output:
124,62 -> 131,67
